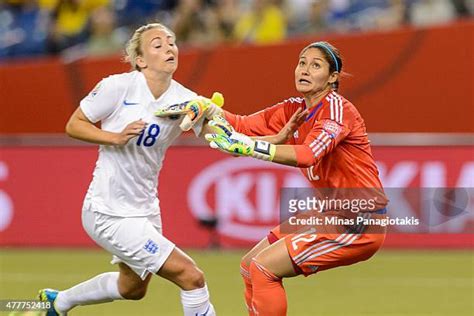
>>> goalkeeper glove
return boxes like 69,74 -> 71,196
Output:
154,92 -> 224,131
205,118 -> 276,161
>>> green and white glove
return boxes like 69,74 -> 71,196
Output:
205,117 -> 276,161
155,92 -> 224,131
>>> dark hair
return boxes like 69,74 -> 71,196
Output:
301,41 -> 343,91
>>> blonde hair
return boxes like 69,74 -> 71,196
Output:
125,23 -> 175,71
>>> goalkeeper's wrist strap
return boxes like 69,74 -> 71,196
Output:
252,140 -> 276,161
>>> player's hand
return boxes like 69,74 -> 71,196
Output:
154,92 -> 224,131
205,132 -> 253,157
114,120 -> 146,146
276,107 -> 308,143
206,115 -> 235,137
205,118 -> 276,161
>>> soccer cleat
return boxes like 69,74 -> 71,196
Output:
38,289 -> 65,316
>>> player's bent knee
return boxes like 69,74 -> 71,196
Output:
119,286 -> 147,300
241,237 -> 272,267
179,265 -> 206,290
241,252 -> 254,268
186,266 -> 206,289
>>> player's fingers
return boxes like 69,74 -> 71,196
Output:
130,119 -> 146,124
209,141 -> 219,149
287,109 -> 300,124
180,115 -> 195,131
211,115 -> 232,129
299,109 -> 309,119
129,126 -> 145,133
294,108 -> 307,119
209,121 -> 232,137
206,134 -> 230,150
212,141 -> 234,154
130,123 -> 145,130
166,108 -> 190,116
293,107 -> 303,116
128,122 -> 146,130
287,108 -> 305,126
154,103 -> 188,117
293,109 -> 309,126
125,131 -> 141,137
205,133 -> 220,142
293,107 -> 304,118
126,125 -> 145,134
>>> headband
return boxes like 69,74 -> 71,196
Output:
312,42 -> 340,72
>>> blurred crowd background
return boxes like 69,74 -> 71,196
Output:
1,0 -> 473,60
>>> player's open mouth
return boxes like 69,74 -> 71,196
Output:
299,79 -> 311,84
166,57 -> 175,62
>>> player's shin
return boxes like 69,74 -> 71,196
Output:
180,284 -> 216,316
55,272 -> 124,313
249,260 -> 287,316
240,261 -> 256,316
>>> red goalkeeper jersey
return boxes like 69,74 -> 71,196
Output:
225,91 -> 386,206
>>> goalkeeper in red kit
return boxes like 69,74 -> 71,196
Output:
159,41 -> 388,316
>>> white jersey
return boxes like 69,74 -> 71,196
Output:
80,71 -> 202,217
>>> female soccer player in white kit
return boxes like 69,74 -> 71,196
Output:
38,23 -> 216,316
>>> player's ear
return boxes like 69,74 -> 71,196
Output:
136,55 -> 147,69
328,72 -> 339,85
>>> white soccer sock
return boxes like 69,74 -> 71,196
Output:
181,284 -> 216,316
55,272 -> 123,313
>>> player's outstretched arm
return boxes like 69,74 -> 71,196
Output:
203,108 -> 307,145
155,92 -> 224,131
205,118 -> 305,167
66,107 -> 146,146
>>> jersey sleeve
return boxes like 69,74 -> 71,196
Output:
224,100 -> 291,136
294,103 -> 351,167
80,76 -> 120,123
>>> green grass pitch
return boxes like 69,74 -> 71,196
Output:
0,249 -> 472,315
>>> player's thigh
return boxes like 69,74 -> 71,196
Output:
157,247 -> 205,290
253,238 -> 298,278
286,230 -> 385,276
83,209 -> 175,280
242,225 -> 283,266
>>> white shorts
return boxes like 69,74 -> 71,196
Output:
82,204 -> 175,280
